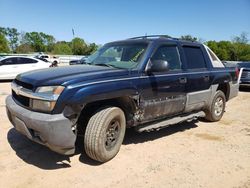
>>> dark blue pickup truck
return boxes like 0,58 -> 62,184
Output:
6,36 -> 239,162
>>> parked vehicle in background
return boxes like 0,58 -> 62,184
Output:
69,56 -> 88,65
35,54 -> 59,66
223,61 -> 250,87
6,36 -> 239,162
0,56 -> 51,80
238,62 -> 250,86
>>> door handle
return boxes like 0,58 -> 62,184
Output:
203,75 -> 210,82
179,77 -> 187,84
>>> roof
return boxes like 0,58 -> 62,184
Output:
108,35 -> 200,45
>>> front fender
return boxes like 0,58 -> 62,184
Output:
54,80 -> 139,113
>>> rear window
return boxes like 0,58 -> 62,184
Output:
183,46 -> 207,69
239,63 -> 250,68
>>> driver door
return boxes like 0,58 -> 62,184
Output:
139,44 -> 187,122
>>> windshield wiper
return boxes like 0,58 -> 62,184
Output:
93,63 -> 115,68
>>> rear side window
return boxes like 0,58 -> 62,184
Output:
152,46 -> 181,70
19,57 -> 38,64
183,46 -> 206,69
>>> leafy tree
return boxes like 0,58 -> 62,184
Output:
23,32 -> 55,52
16,44 -> 34,53
71,37 -> 87,55
6,28 -> 20,52
0,33 -> 10,53
206,40 -> 232,60
52,41 -> 72,54
85,43 -> 98,55
40,32 -> 55,52
232,32 -> 248,44
23,32 -> 46,52
181,35 -> 198,41
0,27 -> 20,52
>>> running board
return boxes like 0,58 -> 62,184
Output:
135,111 -> 205,133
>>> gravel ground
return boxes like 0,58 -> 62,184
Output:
0,82 -> 250,188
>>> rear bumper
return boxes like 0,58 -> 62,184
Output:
6,95 -> 76,155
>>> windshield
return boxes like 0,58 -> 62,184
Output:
239,62 -> 250,68
85,43 -> 148,69
34,56 -> 49,62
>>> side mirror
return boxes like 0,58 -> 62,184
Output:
146,59 -> 169,73
80,59 -> 86,64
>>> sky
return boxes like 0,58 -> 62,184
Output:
0,0 -> 249,44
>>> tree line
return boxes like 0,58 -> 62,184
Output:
0,27 -> 98,55
0,26 -> 249,61
181,33 -> 250,61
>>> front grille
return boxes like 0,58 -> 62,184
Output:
12,90 -> 30,107
14,79 -> 34,90
241,70 -> 250,78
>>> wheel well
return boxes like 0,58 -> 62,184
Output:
77,97 -> 138,134
217,83 -> 230,101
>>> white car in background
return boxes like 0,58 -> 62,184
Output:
35,54 -> 59,65
0,56 -> 51,80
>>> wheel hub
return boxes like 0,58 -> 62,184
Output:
214,97 -> 224,116
105,120 -> 120,150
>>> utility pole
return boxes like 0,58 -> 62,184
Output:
72,28 -> 75,38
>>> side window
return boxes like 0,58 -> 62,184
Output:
19,57 -> 38,64
183,46 -> 207,69
1,57 -> 18,65
152,46 -> 181,70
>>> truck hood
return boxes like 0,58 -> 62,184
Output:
16,65 -> 130,88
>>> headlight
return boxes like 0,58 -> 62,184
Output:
36,86 -> 65,95
31,86 -> 65,112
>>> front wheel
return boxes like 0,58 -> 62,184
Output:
205,90 -> 226,122
84,107 -> 126,162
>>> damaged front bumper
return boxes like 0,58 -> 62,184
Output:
6,95 -> 76,155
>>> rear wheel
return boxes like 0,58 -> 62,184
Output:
84,107 -> 126,162
205,90 -> 226,122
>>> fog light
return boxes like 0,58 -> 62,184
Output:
31,99 -> 56,112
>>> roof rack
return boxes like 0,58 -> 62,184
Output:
128,35 -> 179,40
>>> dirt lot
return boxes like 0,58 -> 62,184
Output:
0,82 -> 250,188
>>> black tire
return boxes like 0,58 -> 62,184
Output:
205,90 -> 226,122
84,107 -> 126,162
